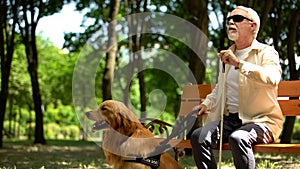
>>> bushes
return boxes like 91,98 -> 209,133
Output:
45,123 -> 80,140
60,125 -> 80,140
43,102 -> 81,140
3,101 -> 81,140
44,123 -> 60,139
293,119 -> 300,140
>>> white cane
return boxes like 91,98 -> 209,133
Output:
218,62 -> 226,169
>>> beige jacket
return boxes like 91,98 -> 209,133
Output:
202,39 -> 283,141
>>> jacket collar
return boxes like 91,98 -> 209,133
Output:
250,39 -> 263,50
229,39 -> 262,51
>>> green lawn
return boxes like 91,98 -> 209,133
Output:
0,140 -> 299,169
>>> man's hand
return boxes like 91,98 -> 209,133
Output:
218,49 -> 240,68
193,104 -> 207,116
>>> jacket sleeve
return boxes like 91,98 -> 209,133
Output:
201,60 -> 223,111
238,46 -> 282,86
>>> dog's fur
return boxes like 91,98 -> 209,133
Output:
86,100 -> 182,169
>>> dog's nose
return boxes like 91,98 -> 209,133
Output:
85,111 -> 90,118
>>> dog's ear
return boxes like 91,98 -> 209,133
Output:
115,111 -> 123,128
116,111 -> 134,127
115,110 -> 140,135
118,105 -> 140,122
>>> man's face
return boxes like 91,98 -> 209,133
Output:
227,9 -> 254,42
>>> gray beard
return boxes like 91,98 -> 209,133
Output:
228,31 -> 238,41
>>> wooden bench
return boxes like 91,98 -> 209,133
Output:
174,80 -> 300,155
142,80 -> 300,160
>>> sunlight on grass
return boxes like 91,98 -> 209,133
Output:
1,140 -> 300,169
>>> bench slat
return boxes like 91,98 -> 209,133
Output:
173,140 -> 300,154
175,80 -> 300,155
278,80 -> 300,97
253,144 -> 300,154
278,100 -> 300,116
179,101 -> 200,116
182,81 -> 300,99
182,84 -> 214,99
179,100 -> 300,116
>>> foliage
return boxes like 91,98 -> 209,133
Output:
44,102 -> 78,125
43,101 -> 80,140
3,99 -> 81,140
3,35 -> 81,140
64,0 -> 300,144
1,0 -> 300,142
44,123 -> 80,140
293,119 -> 300,140
37,35 -> 77,105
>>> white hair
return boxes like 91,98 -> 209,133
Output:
236,6 -> 260,38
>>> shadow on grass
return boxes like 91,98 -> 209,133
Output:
0,140 -> 110,169
179,150 -> 300,169
1,140 -> 300,169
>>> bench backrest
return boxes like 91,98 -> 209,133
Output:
179,80 -> 300,116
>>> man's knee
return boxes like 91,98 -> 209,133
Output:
228,130 -> 250,147
190,128 -> 203,145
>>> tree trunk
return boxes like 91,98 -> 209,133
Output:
28,105 -> 33,140
269,0 -> 283,51
257,1 -> 273,39
20,0 -> 45,144
218,0 -> 228,51
25,36 -> 46,144
0,0 -> 18,148
185,0 -> 209,155
186,0 -> 208,84
123,0 -> 133,106
280,8 -> 300,143
8,97 -> 13,138
102,0 -> 120,101
133,0 -> 148,118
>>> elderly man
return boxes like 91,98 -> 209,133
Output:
190,6 -> 283,169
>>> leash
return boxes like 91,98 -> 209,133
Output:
141,76 -> 225,168
127,110 -> 198,168
157,109 -> 199,149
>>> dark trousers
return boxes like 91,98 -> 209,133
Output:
190,113 -> 274,169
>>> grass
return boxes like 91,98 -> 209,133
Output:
1,139 -> 300,169
0,140 -> 107,169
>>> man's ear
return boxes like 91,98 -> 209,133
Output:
251,22 -> 257,30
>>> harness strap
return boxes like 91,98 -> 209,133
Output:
128,110 -> 198,168
124,154 -> 161,169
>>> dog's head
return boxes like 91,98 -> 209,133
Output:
86,100 -> 140,133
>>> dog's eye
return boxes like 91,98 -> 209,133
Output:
101,106 -> 107,111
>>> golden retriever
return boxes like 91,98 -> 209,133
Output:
86,100 -> 183,169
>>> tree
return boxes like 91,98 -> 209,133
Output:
64,0 -> 300,142
0,0 -> 19,148
8,39 -> 33,139
17,0 -> 46,144
124,0 -> 149,117
280,7 -> 300,143
16,0 -> 69,144
102,0 -> 121,101
259,0 -> 300,143
185,0 -> 208,84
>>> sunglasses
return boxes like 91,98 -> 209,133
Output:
227,15 -> 253,22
